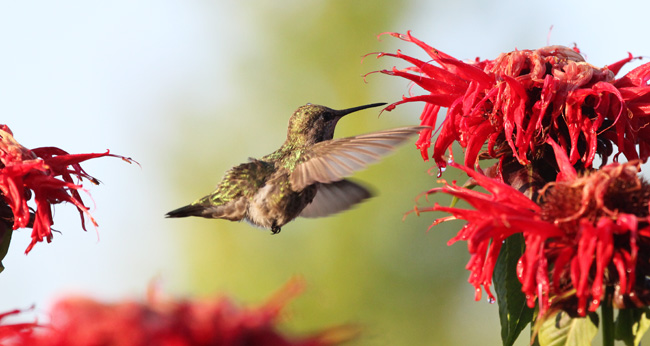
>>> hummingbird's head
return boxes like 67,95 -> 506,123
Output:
286,102 -> 386,145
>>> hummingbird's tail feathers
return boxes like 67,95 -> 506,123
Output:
165,204 -> 207,218
166,197 -> 248,221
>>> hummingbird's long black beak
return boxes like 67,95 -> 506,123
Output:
334,102 -> 387,117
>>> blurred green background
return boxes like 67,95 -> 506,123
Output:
2,0 -> 649,345
165,3 -> 478,345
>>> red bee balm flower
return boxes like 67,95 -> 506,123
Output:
0,280 -> 354,346
418,141 -> 650,318
0,309 -> 37,342
374,32 -> 650,173
0,125 -> 130,254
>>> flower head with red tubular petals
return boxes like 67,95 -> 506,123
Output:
374,32 -> 650,176
0,280 -> 354,346
0,125 -> 131,253
417,141 -> 650,318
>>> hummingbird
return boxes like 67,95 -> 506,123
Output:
166,102 -> 426,234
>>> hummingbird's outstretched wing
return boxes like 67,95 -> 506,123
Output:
299,179 -> 371,218
290,126 -> 428,190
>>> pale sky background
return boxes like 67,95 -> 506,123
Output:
0,0 -> 648,344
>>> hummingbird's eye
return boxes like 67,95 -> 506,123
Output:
322,111 -> 335,121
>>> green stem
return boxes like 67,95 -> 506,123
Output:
0,220 -> 12,274
602,285 -> 614,346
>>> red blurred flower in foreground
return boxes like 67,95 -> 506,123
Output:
0,309 -> 37,342
0,125 -> 130,254
415,140 -> 650,318
373,31 -> 650,174
0,280 -> 353,346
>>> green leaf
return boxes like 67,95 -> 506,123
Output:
615,307 -> 650,346
635,310 -> 650,346
0,221 -> 12,274
494,233 -> 534,346
538,311 -> 598,346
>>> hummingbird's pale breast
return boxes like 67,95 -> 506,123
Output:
246,170 -> 317,230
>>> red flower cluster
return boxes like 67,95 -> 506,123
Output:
0,280 -> 352,346
415,141 -> 650,317
374,31 -> 650,175
0,125 -> 129,253
0,309 -> 38,343
376,32 -> 650,322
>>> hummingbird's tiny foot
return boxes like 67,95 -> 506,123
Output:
271,224 -> 281,234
